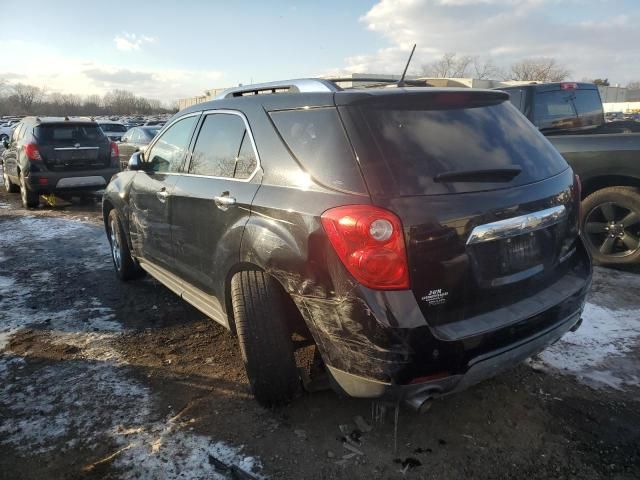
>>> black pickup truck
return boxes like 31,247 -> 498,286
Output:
500,82 -> 640,265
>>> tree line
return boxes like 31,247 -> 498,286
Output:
0,81 -> 177,117
421,54 -> 639,87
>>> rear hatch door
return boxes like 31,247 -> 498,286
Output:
338,89 -> 583,339
35,122 -> 111,171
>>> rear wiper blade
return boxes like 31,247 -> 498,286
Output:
434,166 -> 522,183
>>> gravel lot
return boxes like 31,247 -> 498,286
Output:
0,174 -> 639,480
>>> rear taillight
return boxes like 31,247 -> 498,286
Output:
321,205 -> 410,290
23,143 -> 41,161
573,173 -> 582,232
110,142 -> 119,158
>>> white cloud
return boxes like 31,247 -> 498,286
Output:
114,32 -> 156,51
0,40 -> 223,103
333,0 -> 640,84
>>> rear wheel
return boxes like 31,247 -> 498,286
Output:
582,187 -> 640,265
108,209 -> 144,280
231,270 -> 299,406
19,171 -> 40,209
3,167 -> 19,193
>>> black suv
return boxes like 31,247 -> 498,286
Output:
2,117 -> 120,208
103,79 -> 592,407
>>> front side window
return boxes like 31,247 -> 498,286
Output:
145,116 -> 198,173
188,113 -> 246,178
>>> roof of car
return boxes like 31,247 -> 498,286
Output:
178,79 -> 507,116
24,116 -> 98,125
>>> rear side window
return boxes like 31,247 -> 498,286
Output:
188,113 -> 250,178
35,124 -> 105,143
352,100 -> 568,196
270,108 -> 366,194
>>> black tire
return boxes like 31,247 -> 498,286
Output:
3,166 -> 19,193
231,270 -> 299,406
582,186 -> 640,265
19,171 -> 39,208
107,209 -> 144,281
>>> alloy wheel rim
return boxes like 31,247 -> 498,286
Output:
110,220 -> 122,271
584,201 -> 640,257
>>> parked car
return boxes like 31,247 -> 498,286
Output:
98,122 -> 128,142
500,82 -> 640,265
0,121 -> 18,142
605,111 -> 625,122
103,79 -> 591,407
2,117 -> 120,208
117,126 -> 161,169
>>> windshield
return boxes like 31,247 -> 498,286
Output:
351,101 -> 568,196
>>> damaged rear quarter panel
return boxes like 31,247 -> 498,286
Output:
239,185 -> 432,383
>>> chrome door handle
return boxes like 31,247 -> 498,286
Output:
156,189 -> 169,203
214,195 -> 236,209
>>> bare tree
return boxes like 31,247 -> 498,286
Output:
421,52 -> 473,78
472,57 -> 502,80
508,58 -> 570,82
12,83 -> 45,111
627,81 -> 640,90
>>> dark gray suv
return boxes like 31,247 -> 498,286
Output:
2,117 -> 120,208
103,79 -> 591,407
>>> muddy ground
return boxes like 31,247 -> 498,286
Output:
0,180 -> 639,480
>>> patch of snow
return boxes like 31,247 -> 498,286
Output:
532,266 -> 640,390
536,303 -> 640,389
0,213 -> 264,478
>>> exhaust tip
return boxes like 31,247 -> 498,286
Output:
405,391 -> 434,414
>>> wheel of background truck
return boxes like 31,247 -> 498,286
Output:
108,209 -> 144,281
3,167 -> 19,193
19,171 -> 39,208
231,270 -> 300,406
582,186 -> 640,265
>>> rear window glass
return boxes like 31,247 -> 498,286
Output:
270,108 -> 366,194
353,101 -> 567,196
533,89 -> 603,130
35,124 -> 105,143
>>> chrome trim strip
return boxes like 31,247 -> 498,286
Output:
466,205 -> 567,245
54,147 -> 99,151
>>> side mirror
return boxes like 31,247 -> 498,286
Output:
2,139 -> 9,149
128,151 -> 143,171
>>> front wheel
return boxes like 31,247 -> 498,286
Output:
582,186 -> 640,265
19,172 -> 40,208
107,209 -> 144,281
231,270 -> 300,406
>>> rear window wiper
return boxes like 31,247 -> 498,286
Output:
434,166 -> 522,183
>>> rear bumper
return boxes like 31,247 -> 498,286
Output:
26,168 -> 118,193
304,240 -> 592,400
327,308 -> 583,400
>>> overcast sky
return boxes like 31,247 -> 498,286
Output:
1,0 -> 638,103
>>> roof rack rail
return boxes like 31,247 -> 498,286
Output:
217,78 -> 341,99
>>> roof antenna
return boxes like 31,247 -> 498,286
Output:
397,44 -> 416,87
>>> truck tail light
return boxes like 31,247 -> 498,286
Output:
110,141 -> 119,159
321,205 -> 410,290
23,143 -> 41,161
